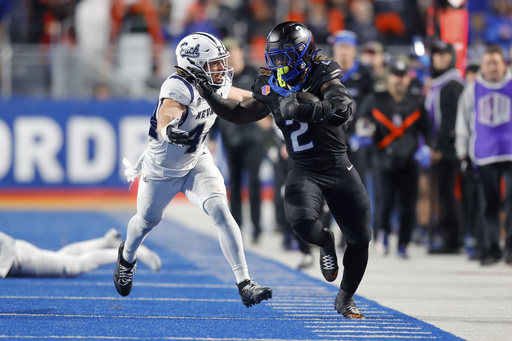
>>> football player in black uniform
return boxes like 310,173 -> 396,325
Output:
180,22 -> 372,319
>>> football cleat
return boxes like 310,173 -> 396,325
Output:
319,228 -> 339,282
113,242 -> 137,297
237,279 -> 272,308
335,290 -> 366,319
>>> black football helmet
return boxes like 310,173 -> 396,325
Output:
264,22 -> 317,87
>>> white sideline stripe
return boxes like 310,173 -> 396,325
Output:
307,321 -> 412,325
306,325 -> 422,330
318,335 -> 439,339
49,282 -> 236,289
0,337 -> 328,341
0,313 -> 346,322
0,296 -> 238,302
314,330 -> 432,335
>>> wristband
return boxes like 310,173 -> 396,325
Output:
160,118 -> 180,142
160,124 -> 171,143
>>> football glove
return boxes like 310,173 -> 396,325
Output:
175,65 -> 213,99
279,91 -> 300,120
161,119 -> 189,147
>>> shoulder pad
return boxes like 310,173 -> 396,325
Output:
252,75 -> 270,95
302,60 -> 343,94
159,75 -> 195,106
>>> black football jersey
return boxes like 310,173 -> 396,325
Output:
252,59 -> 348,171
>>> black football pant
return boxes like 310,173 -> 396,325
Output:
373,161 -> 418,247
273,153 -> 311,254
284,153 -> 372,294
431,159 -> 462,249
478,161 -> 512,258
225,142 -> 264,239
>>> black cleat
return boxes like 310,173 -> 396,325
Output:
319,228 -> 338,282
237,279 -> 272,308
335,290 -> 366,319
113,242 -> 137,297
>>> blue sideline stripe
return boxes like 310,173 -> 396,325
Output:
0,211 -> 463,340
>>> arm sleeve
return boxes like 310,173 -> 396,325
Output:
206,92 -> 270,124
286,84 -> 353,126
322,84 -> 353,126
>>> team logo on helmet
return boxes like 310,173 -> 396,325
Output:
179,42 -> 200,58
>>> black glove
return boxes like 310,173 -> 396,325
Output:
188,67 -> 214,98
174,65 -> 213,99
279,91 -> 300,120
165,124 -> 189,147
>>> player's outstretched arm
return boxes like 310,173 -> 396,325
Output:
179,65 -> 270,124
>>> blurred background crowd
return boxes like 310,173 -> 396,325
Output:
1,0 -> 512,268
0,0 -> 508,98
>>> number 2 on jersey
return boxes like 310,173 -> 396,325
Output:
286,119 -> 313,152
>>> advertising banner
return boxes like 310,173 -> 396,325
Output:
0,98 -> 154,189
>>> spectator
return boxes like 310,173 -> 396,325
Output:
210,37 -> 271,244
0,0 -> 12,44
110,0 -> 166,77
345,0 -> 378,45
305,0 -> 330,45
361,41 -> 388,93
330,30 -> 374,185
465,60 -> 480,83
455,45 -> 512,266
359,60 -> 431,258
460,61 -> 485,261
373,0 -> 407,45
247,0 -> 275,64
425,40 -> 465,254
483,0 -> 512,59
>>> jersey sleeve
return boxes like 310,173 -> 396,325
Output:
159,75 -> 195,106
251,75 -> 278,112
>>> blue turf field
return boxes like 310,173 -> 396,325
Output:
0,210 -> 463,340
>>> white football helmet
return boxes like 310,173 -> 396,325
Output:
176,32 -> 234,86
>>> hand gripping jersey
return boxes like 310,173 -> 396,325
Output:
252,59 -> 346,171
144,74 -> 231,178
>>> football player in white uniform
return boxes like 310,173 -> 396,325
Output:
113,32 -> 272,308
1,229 -> 161,278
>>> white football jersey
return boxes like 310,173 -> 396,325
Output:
142,73 -> 231,179
0,231 -> 15,278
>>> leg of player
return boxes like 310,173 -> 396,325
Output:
114,178 -> 174,297
183,152 -> 272,307
203,196 -> 272,307
284,175 -> 339,282
325,158 -> 372,319
334,242 -> 369,319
